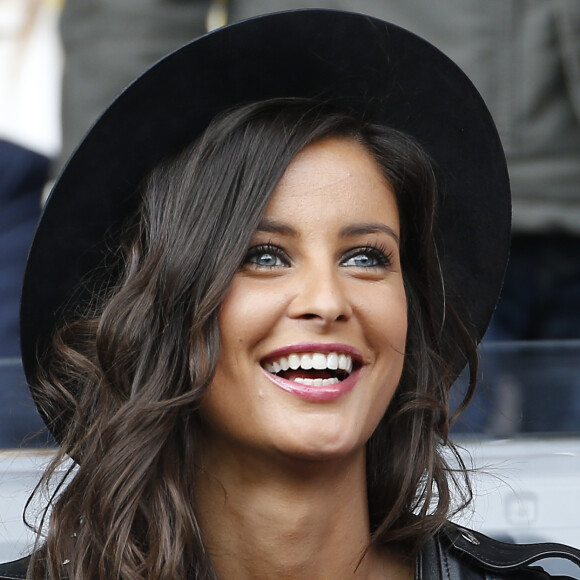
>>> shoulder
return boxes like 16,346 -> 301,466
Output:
0,554 -> 32,579
418,522 -> 580,579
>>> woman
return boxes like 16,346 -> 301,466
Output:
1,9 -> 579,580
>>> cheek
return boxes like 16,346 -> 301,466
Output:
217,277 -> 289,360
360,285 -> 407,387
218,281 -> 257,342
218,280 -> 261,353
368,302 -> 408,434
388,307 -> 408,354
361,284 -> 408,355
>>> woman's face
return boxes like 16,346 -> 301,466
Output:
201,137 -> 407,465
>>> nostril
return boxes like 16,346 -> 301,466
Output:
297,312 -> 349,322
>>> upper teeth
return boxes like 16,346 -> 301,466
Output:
265,352 -> 353,375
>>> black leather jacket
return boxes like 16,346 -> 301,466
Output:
1,524 -> 579,579
419,524 -> 580,579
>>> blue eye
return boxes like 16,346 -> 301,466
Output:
250,252 -> 284,267
343,254 -> 380,267
341,245 -> 392,268
244,244 -> 289,268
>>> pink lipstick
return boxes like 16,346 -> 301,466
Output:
260,367 -> 361,401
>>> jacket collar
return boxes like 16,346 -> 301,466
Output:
417,523 -> 580,579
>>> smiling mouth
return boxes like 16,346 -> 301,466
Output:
261,352 -> 358,386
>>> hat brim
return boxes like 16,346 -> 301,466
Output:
21,9 -> 510,415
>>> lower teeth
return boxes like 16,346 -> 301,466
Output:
294,377 -> 340,387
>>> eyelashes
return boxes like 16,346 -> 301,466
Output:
243,242 -> 394,270
340,244 -> 393,269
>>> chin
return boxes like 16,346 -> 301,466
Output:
271,421 -> 372,465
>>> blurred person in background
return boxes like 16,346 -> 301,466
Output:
57,0 -> 209,174
0,0 -> 62,446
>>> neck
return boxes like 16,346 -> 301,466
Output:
195,444 -> 412,580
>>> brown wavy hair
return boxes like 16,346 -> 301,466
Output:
28,98 -> 477,579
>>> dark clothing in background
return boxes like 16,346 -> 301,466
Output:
0,140 -> 46,357
0,140 -> 51,447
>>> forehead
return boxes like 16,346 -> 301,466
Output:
263,137 -> 399,232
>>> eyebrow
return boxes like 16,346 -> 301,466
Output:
340,223 -> 400,245
255,218 -> 298,237
255,219 -> 400,244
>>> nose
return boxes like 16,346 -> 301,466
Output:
287,264 -> 352,325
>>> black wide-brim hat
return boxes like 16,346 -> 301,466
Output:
21,9 -> 510,434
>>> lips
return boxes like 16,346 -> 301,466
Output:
260,344 -> 362,400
